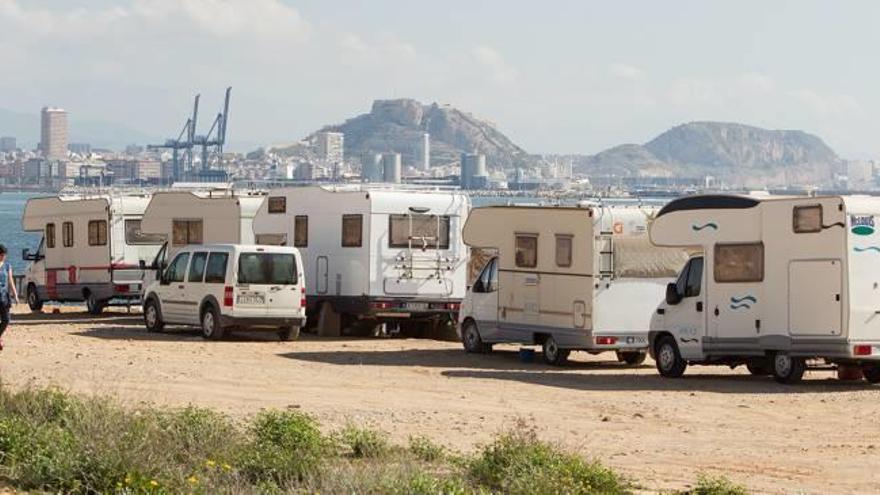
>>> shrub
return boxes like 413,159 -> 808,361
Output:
468,429 -> 628,495
408,435 -> 446,462
685,473 -> 749,495
337,425 -> 391,459
381,469 -> 471,495
238,410 -> 326,484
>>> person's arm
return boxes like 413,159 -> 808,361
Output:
8,266 -> 17,303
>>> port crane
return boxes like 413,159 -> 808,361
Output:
147,94 -> 199,182
193,87 -> 231,173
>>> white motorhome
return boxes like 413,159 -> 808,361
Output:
459,204 -> 688,365
649,194 -> 880,384
252,185 -> 470,336
21,192 -> 165,313
139,189 -> 265,273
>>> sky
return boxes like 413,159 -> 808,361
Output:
1,0 -> 878,157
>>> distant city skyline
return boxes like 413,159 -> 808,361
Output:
1,0 -> 879,158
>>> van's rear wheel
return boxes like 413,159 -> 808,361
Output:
278,325 -> 300,341
746,360 -> 772,376
27,284 -> 43,312
655,335 -> 687,378
201,306 -> 224,340
542,336 -> 569,366
772,353 -> 806,384
143,299 -> 165,332
86,292 -> 105,315
862,364 -> 880,384
461,320 -> 491,353
617,351 -> 647,366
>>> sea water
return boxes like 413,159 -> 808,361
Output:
0,192 -> 42,274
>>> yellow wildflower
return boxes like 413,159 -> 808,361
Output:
149,480 -> 159,487
188,475 -> 199,484
222,463 -> 232,471
205,459 -> 216,468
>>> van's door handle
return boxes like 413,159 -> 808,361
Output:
696,301 -> 703,312
714,307 -> 720,316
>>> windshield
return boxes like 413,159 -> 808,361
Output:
237,253 -> 298,285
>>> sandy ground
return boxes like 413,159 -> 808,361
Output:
1,305 -> 879,494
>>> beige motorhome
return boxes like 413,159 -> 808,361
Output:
459,204 -> 688,365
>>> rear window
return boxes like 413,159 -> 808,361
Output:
389,214 -> 450,249
237,253 -> 298,285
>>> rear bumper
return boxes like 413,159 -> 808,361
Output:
308,295 -> 460,319
220,315 -> 306,328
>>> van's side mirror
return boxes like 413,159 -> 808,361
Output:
665,283 -> 682,305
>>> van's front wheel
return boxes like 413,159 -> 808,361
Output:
27,284 -> 43,312
201,306 -> 224,340
772,353 -> 806,384
278,325 -> 301,341
862,364 -> 880,384
86,292 -> 105,315
655,335 -> 687,378
542,336 -> 569,366
143,298 -> 165,332
461,320 -> 491,354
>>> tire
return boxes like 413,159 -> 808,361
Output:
143,298 -> 165,332
862,364 -> 880,384
27,284 -> 43,312
86,292 -> 105,315
772,353 -> 806,384
655,335 -> 687,378
201,306 -> 224,340
617,351 -> 647,366
542,335 -> 570,366
746,360 -> 772,376
278,325 -> 301,341
461,320 -> 490,353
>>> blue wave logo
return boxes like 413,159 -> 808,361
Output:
853,246 -> 880,253
692,222 -> 718,231
729,294 -> 756,310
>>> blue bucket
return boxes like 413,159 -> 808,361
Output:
519,348 -> 536,363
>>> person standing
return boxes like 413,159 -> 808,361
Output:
0,244 -> 19,351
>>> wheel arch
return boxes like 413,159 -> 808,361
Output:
649,330 -> 674,359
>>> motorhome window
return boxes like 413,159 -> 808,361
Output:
684,257 -> 703,297
268,196 -> 286,214
188,252 -> 208,283
389,214 -> 450,249
255,234 -> 286,246
294,215 -> 308,247
342,214 -> 362,247
555,235 -> 573,268
62,221 -> 74,247
204,253 -> 229,283
172,219 -> 204,246
793,205 -> 822,233
485,258 -> 499,292
714,243 -> 764,283
165,253 -> 190,283
125,220 -> 165,245
88,220 -> 107,246
46,223 -> 56,249
515,235 -> 538,268
238,253 -> 297,285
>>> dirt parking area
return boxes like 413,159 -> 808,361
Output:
1,306 -> 878,493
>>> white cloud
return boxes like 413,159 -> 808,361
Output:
738,72 -> 775,93
472,45 -> 518,86
788,89 -> 861,115
611,63 -> 644,80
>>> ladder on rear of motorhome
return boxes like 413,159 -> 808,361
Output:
394,214 -> 454,280
597,232 -> 615,279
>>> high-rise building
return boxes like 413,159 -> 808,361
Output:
361,152 -> 383,182
316,131 -> 344,163
0,136 -> 16,152
382,152 -> 402,183
422,133 -> 430,171
40,107 -> 69,160
460,153 -> 488,190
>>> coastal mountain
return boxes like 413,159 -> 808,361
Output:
290,98 -> 529,169
576,122 -> 840,186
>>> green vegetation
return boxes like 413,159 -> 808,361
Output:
0,386 -> 747,494
680,473 -> 749,495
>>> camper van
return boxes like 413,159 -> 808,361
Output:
21,192 -> 165,313
139,189 -> 265,277
459,204 -> 688,365
252,185 -> 470,336
649,194 -> 880,384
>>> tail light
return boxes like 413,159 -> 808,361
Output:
371,301 -> 393,310
446,302 -> 461,311
595,336 -> 617,345
223,286 -> 234,307
854,345 -> 873,356
114,284 -> 130,293
300,286 -> 306,307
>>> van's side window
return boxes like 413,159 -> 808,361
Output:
165,253 -> 190,283
475,258 -> 499,293
62,221 -> 74,247
294,215 -> 308,247
172,219 -> 204,246
204,253 -> 229,283
46,223 -> 56,249
188,252 -> 208,283
714,243 -> 763,283
342,214 -> 362,247
515,235 -> 538,268
683,257 -> 703,297
793,205 -> 822,233
555,235 -> 573,268
88,220 -> 108,246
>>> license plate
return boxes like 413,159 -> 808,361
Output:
405,302 -> 428,311
623,336 -> 647,345
237,293 -> 265,305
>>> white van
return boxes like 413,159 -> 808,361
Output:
252,185 -> 470,337
21,192 -> 164,313
649,194 -> 880,384
459,204 -> 688,365
142,244 -> 306,340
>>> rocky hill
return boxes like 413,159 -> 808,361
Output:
296,99 -> 529,169
576,122 -> 840,186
